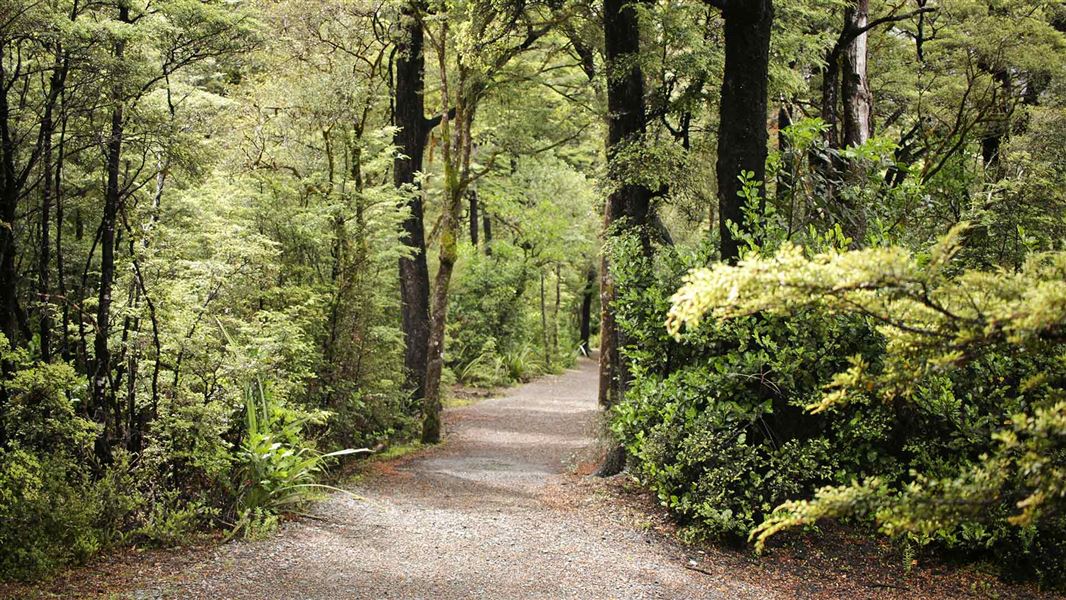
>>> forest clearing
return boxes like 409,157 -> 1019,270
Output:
1,0 -> 1065,597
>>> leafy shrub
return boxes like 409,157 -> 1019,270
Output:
0,339 -> 141,579
609,236 -> 889,538
135,490 -> 217,547
656,224 -> 1066,584
230,379 -> 365,536
448,247 -> 535,385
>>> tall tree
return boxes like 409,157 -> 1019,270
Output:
707,0 -> 773,263
38,47 -> 69,363
91,3 -> 132,445
394,1 -> 433,405
815,2 -> 935,240
419,0 -> 556,442
597,0 -> 653,474
0,5 -> 67,349
468,188 -> 479,246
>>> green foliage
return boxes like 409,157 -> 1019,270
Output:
4,0 -> 1065,588
0,449 -> 142,580
448,246 -> 536,385
446,152 -> 598,386
0,337 -> 140,579
660,226 -> 1066,583
609,235 -> 889,539
230,379 -> 366,537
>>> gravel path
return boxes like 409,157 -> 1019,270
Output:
134,358 -> 767,599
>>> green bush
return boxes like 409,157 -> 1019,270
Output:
446,243 -> 572,387
609,238 -> 889,538
448,247 -> 535,385
0,341 -> 141,579
230,378 -> 366,536
614,226 -> 1066,585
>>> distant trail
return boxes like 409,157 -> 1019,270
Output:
134,358 -> 764,599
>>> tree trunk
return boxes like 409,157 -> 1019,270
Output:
421,103 -> 468,442
468,188 -> 479,246
38,54 -> 67,363
981,68 -> 1011,181
39,108 -> 53,363
0,40 -> 29,348
597,0 -> 654,476
56,106 -> 70,361
540,270 -> 550,367
394,1 -> 432,404
578,265 -> 594,356
421,24 -> 472,444
777,103 -> 795,222
93,5 -> 131,455
421,231 -> 454,443
716,0 -> 773,263
840,0 -> 872,241
552,263 -> 560,359
482,209 -> 493,254
841,0 -> 872,149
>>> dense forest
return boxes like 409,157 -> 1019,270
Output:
1,0 -> 1065,590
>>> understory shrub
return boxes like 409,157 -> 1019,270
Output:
230,378 -> 366,536
0,318 -> 374,579
611,227 -> 1066,585
610,236 -> 888,539
0,340 -> 140,579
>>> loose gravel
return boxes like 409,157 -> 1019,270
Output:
131,358 -> 767,599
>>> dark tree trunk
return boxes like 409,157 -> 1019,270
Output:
716,0 -> 773,263
93,5 -> 131,455
39,110 -> 53,363
777,104 -> 794,204
553,263 -> 560,359
578,265 -> 595,356
914,0 -> 928,61
981,133 -> 1001,173
597,0 -> 654,476
56,107 -> 70,361
468,188 -> 479,246
482,209 -> 492,254
0,40 -> 29,348
540,271 -> 549,367
38,54 -> 67,363
981,67 -> 1011,181
820,54 -> 841,149
394,1 -> 432,404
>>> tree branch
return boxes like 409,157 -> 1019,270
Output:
838,7 -> 936,50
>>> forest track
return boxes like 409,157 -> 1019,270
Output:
125,357 -> 761,599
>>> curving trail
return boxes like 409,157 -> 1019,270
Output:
134,358 -> 765,599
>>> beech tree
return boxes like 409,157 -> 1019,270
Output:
394,0 -> 434,404
706,0 -> 773,263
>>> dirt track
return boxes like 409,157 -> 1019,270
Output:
129,357 -> 753,599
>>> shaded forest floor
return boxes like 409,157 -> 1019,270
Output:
2,358 -> 1059,599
